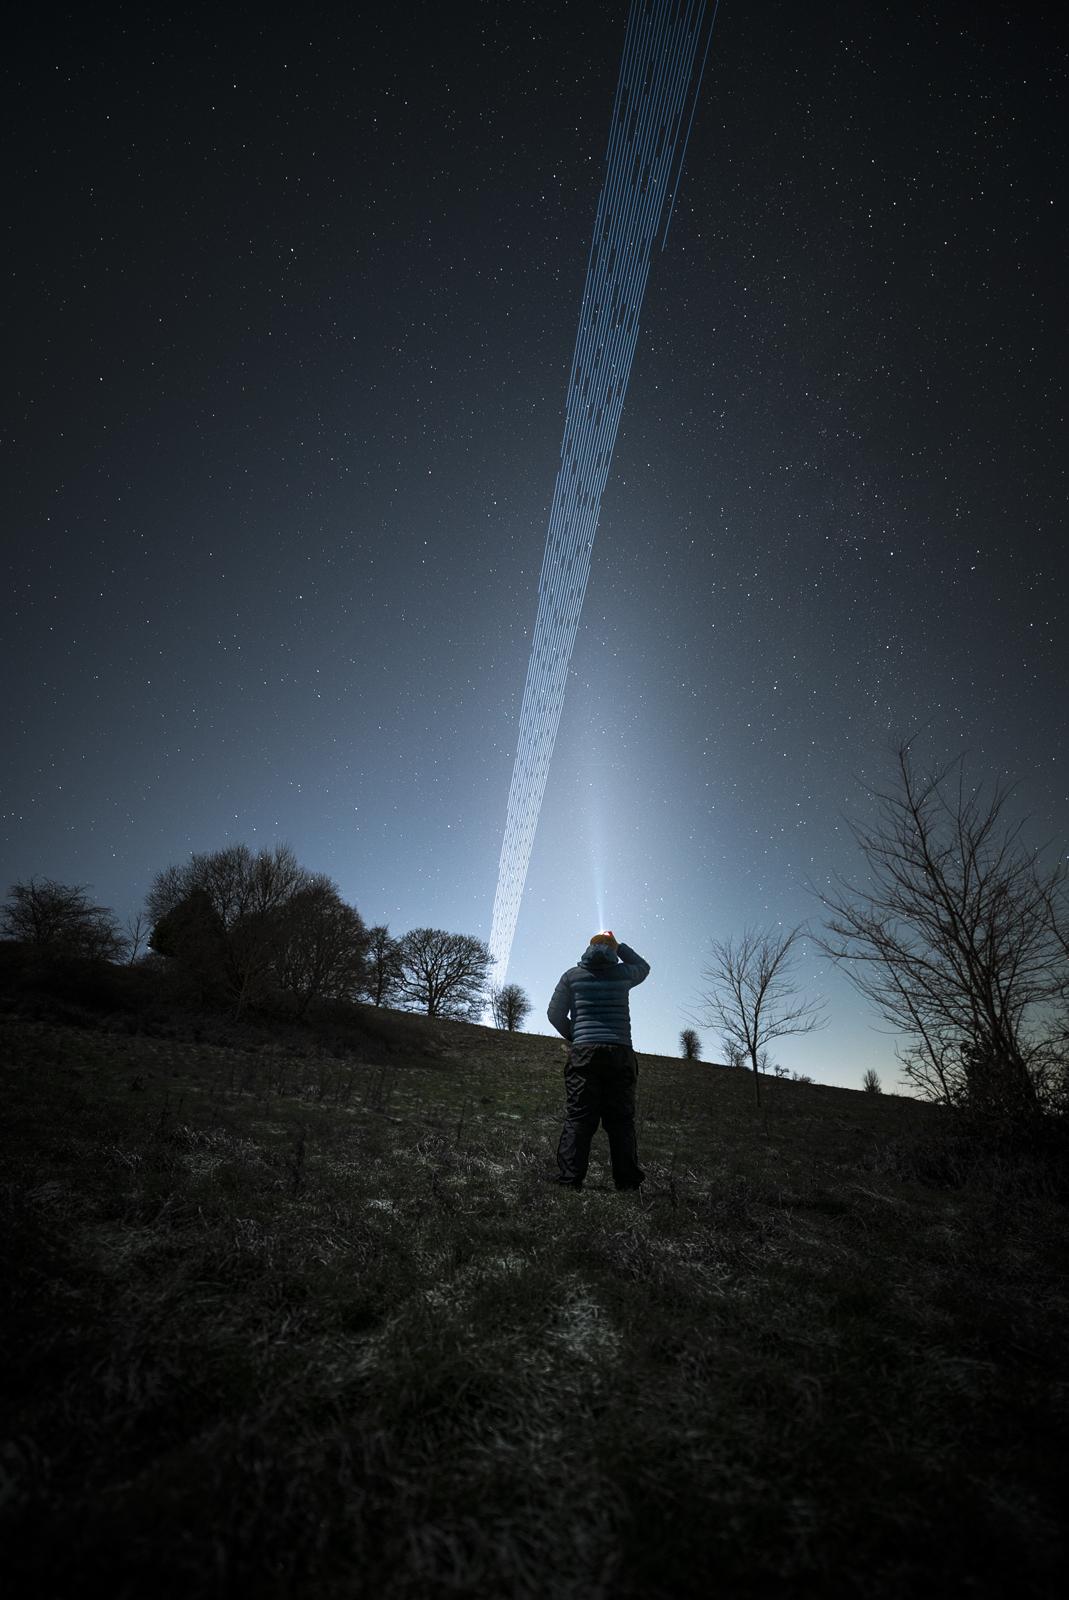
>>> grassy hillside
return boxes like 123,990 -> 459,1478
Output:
2,984 -> 1067,1599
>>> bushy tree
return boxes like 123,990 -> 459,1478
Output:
396,928 -> 494,1020
862,1068 -> 882,1094
1,878 -> 126,962
816,744 -> 1067,1117
696,925 -> 827,1106
147,844 -> 366,1016
147,843 -> 306,931
679,1027 -> 701,1061
148,846 -> 307,1014
490,982 -> 532,1032
360,925 -> 406,1007
149,888 -> 230,1003
273,879 -> 369,1016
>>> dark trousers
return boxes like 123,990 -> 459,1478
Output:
556,1042 -> 645,1190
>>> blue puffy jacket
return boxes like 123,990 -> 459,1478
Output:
547,941 -> 650,1047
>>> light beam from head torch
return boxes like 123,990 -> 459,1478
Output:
488,0 -> 717,984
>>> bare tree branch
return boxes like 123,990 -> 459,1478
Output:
695,925 -> 826,1106
812,743 -> 1066,1114
125,910 -> 150,964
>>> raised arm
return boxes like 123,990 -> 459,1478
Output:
616,942 -> 650,986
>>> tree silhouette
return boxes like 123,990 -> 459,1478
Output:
360,925 -> 406,1007
1,878 -> 126,962
273,879 -> 369,1016
125,910 -> 150,964
815,743 -> 1066,1115
679,1027 -> 701,1061
862,1069 -> 882,1094
396,928 -> 494,1020
149,888 -> 230,1004
696,926 -> 826,1107
490,982 -> 532,1032
147,845 -> 366,1017
147,843 -> 307,932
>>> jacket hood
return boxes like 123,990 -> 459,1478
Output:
579,943 -> 619,968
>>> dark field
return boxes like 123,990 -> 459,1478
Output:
2,984 -> 1067,1599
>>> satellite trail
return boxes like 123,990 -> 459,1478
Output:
488,0 -> 717,982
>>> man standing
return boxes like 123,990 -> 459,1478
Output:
547,931 -> 651,1192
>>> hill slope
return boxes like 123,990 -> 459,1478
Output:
1,1000 -> 1066,1599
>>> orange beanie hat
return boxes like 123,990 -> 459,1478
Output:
589,930 -> 618,949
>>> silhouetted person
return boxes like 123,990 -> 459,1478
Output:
547,930 -> 650,1191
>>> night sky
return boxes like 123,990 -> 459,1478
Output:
5,2 -> 1066,1088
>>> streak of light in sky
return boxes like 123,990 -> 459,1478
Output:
489,0 -> 716,984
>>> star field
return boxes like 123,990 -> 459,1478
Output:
3,2 -> 1066,1085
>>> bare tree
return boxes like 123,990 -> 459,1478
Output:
679,1027 -> 701,1061
273,879 -> 370,1016
814,744 -> 1066,1116
490,982 -> 532,1032
861,1069 -> 882,1094
125,910 -> 150,964
360,925 -> 406,1007
396,928 -> 494,1020
696,925 -> 827,1106
1039,882 -> 1069,1086
2,878 -> 126,962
